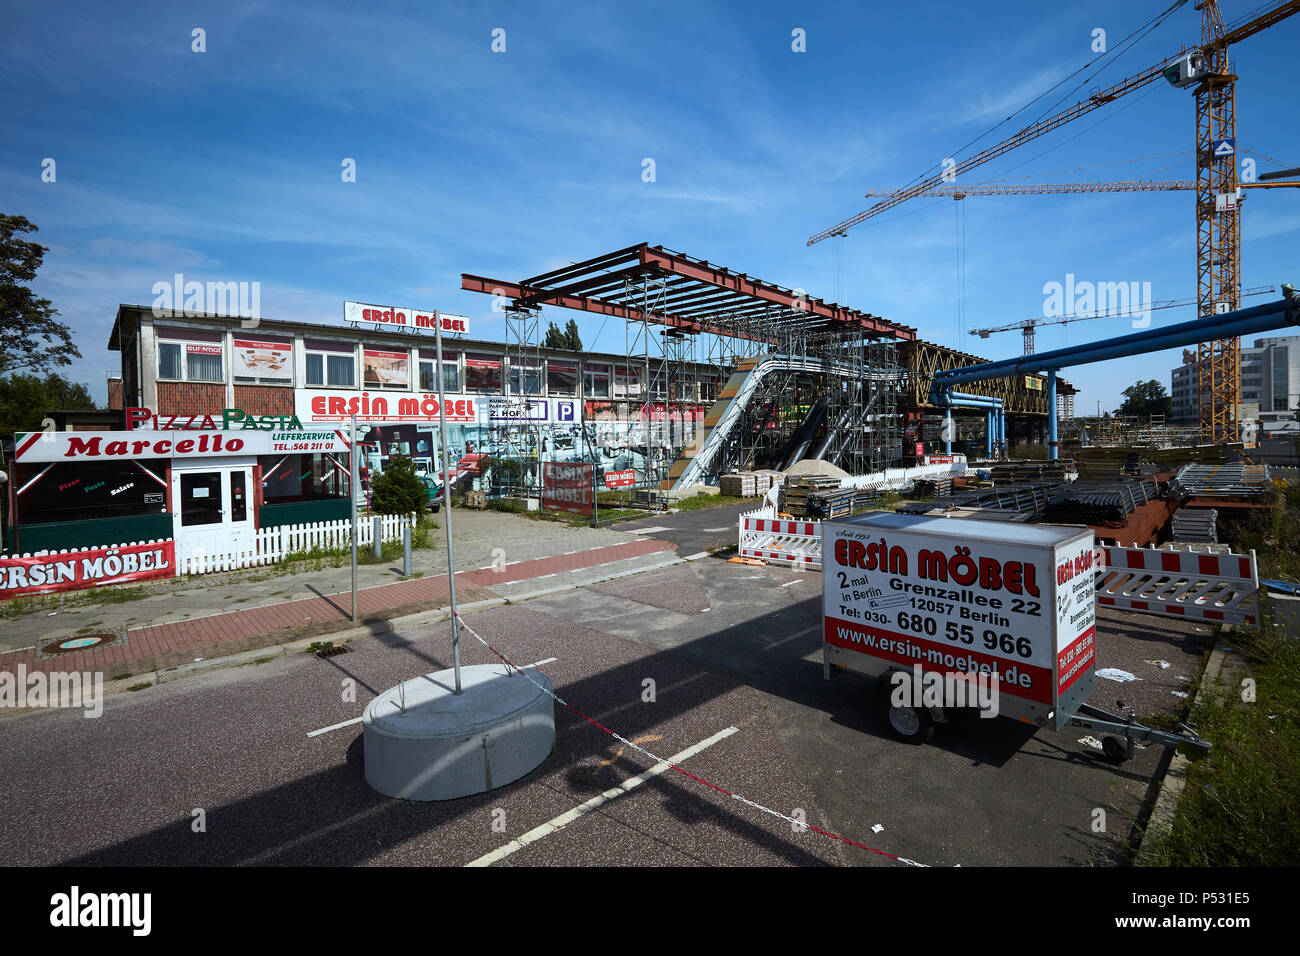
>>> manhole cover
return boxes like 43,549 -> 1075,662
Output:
41,633 -> 117,655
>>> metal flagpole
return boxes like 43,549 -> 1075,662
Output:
434,312 -> 462,694
350,413 -> 359,623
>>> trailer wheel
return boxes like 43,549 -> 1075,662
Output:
875,681 -> 933,744
1102,736 -> 1130,764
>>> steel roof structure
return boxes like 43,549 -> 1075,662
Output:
461,242 -> 916,343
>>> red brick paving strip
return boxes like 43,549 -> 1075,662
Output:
1,538 -> 677,675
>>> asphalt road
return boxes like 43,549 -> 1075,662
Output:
617,502 -> 756,554
0,552 -> 1211,868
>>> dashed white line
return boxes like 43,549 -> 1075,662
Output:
465,726 -> 739,867
630,526 -> 670,534
781,580 -> 801,588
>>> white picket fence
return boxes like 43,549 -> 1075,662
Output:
175,514 -> 414,575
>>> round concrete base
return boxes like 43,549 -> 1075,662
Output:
363,664 -> 554,801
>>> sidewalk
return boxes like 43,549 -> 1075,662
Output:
0,510 -> 680,678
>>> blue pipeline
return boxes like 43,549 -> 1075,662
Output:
934,287 -> 1299,388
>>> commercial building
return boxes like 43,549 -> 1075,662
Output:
4,304 -> 718,553
1171,335 -> 1300,429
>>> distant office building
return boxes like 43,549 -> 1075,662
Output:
1056,392 -> 1074,421
1170,335 -> 1300,427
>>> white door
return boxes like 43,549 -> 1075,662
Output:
171,462 -> 256,569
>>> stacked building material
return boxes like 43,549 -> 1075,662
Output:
1170,507 -> 1218,543
1041,478 -> 1160,527
911,476 -> 954,498
1169,463 -> 1275,502
720,473 -> 759,497
1075,444 -> 1242,479
899,482 -> 1056,518
752,469 -> 786,495
990,460 -> 1075,483
781,476 -> 843,517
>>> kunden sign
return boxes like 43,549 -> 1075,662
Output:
344,301 -> 470,336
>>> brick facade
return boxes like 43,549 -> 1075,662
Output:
156,381 -> 225,415
233,385 -> 295,417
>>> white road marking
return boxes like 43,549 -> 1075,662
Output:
523,658 -> 558,668
781,580 -> 801,588
630,526 -> 670,534
701,526 -> 730,532
465,725 -> 739,867
307,716 -> 363,738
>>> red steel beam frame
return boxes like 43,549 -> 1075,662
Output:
461,242 -> 916,342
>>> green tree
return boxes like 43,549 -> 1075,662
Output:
563,318 -> 583,351
0,372 -> 96,437
543,319 -> 584,351
1,215 -> 80,375
369,454 -> 426,515
543,321 -> 567,350
1116,379 -> 1172,419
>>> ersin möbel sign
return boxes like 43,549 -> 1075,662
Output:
343,301 -> 470,335
1,541 -> 175,600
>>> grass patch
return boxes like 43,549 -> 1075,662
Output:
1139,621 -> 1300,866
672,493 -> 759,512
1,584 -> 150,619
126,682 -> 152,692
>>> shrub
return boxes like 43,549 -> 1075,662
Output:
370,455 -> 426,516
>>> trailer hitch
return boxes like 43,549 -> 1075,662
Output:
1068,701 -> 1212,764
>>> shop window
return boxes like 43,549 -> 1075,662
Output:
306,351 -> 356,387
419,359 -> 460,393
465,354 -> 502,391
509,358 -> 543,396
158,341 -> 224,383
261,453 -> 350,503
14,460 -> 169,526
583,363 -> 610,398
547,360 -> 578,396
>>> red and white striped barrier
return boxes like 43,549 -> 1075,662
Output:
738,512 -> 822,567
1094,545 -> 1260,625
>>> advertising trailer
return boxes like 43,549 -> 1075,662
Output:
823,512 -> 1097,737
821,512 -> 1211,761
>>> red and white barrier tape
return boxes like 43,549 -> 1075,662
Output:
452,610 -> 927,867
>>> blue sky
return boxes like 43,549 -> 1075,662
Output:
3,0 -> 1297,410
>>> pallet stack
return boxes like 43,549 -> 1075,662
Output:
781,477 -> 841,517
1170,507 -> 1218,543
720,473 -> 759,498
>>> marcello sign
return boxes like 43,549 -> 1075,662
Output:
15,428 -> 351,463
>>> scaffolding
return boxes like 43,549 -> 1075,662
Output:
461,243 -> 920,492
498,304 -> 542,500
